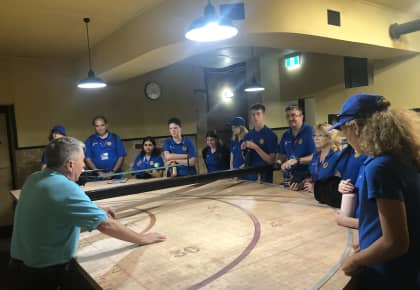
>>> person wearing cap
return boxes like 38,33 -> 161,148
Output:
330,93 -> 420,290
241,104 -> 278,183
40,125 -> 67,170
84,116 -> 127,179
276,105 -> 316,188
163,117 -> 197,176
228,116 -> 248,170
201,131 -> 230,173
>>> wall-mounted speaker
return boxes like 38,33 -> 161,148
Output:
344,57 -> 369,88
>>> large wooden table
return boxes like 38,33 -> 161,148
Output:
10,178 -> 352,289
79,179 -> 352,289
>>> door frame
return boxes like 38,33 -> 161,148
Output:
0,105 -> 17,189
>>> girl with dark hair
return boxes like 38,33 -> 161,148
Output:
132,137 -> 164,178
202,131 -> 230,173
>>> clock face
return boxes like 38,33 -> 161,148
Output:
145,82 -> 161,100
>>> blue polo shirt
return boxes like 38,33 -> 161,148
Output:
163,137 -> 197,176
132,154 -> 164,178
230,139 -> 245,169
85,132 -> 127,172
309,149 -> 340,182
243,125 -> 278,182
11,169 -> 107,267
336,147 -> 368,184
278,124 -> 316,175
357,155 -> 420,287
202,146 -> 230,173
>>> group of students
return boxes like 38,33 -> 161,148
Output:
40,105 -> 278,181
40,116 -> 198,179
279,94 -> 420,290
194,95 -> 420,290
26,93 -> 420,290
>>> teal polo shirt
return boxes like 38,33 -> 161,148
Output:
11,169 -> 107,268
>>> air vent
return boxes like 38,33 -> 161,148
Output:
327,10 -> 340,26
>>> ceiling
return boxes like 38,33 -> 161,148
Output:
368,0 -> 420,13
0,0 -> 167,57
1,0 -> 419,59
183,47 -> 294,69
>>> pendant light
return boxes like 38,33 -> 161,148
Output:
77,18 -> 107,89
244,77 -> 265,92
244,47 -> 264,92
185,0 -> 238,42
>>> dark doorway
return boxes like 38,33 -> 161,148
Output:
0,105 -> 17,228
205,63 -> 249,145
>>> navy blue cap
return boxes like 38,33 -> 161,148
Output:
329,93 -> 383,130
51,125 -> 66,136
227,116 -> 246,126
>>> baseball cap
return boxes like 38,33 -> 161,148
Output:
227,116 -> 246,126
329,93 -> 383,130
51,125 -> 66,136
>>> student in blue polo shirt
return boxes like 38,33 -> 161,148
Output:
10,137 -> 165,290
132,136 -> 164,179
336,146 -> 368,186
330,93 -> 420,290
40,125 -> 67,170
299,123 -> 341,192
163,117 -> 197,176
334,148 -> 368,229
84,116 -> 127,179
241,104 -> 277,183
277,105 -> 316,188
202,131 -> 230,173
228,116 -> 248,169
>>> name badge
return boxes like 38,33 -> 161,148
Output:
106,141 -> 112,146
101,152 -> 109,161
298,138 -> 303,144
182,146 -> 187,151
259,138 -> 265,145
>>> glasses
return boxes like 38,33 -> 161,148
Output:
286,113 -> 302,119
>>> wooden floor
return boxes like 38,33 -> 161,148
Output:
76,179 -> 352,290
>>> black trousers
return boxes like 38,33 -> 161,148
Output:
8,258 -> 74,290
343,267 -> 420,290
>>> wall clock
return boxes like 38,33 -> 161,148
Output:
144,81 -> 161,100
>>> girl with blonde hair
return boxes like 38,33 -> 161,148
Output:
228,116 -> 248,169
296,123 -> 341,192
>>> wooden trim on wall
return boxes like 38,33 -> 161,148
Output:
0,105 -> 17,189
15,133 -> 198,150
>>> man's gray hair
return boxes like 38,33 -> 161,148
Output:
46,136 -> 85,168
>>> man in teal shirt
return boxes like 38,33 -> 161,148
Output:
10,137 -> 165,289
